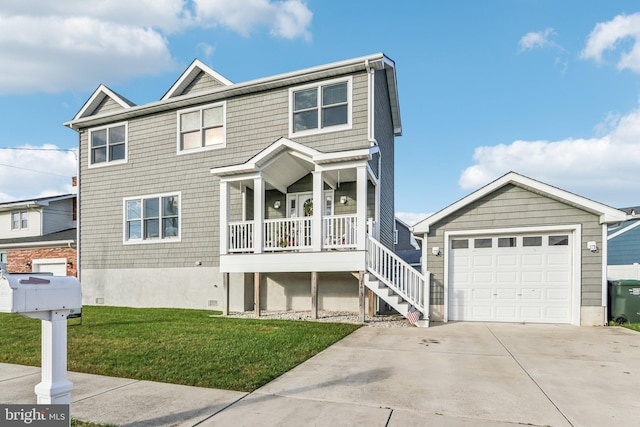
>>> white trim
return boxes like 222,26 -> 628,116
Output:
122,192 -> 182,245
162,59 -> 233,101
87,122 -> 128,168
443,224 -> 582,326
73,84 -> 133,121
288,76 -> 353,138
602,224 -> 608,307
413,172 -> 627,233
608,220 -> 640,240
0,240 -> 75,249
176,101 -> 226,155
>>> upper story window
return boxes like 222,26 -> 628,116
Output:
177,102 -> 226,153
289,77 -> 352,137
89,123 -> 127,167
11,211 -> 28,230
124,193 -> 180,244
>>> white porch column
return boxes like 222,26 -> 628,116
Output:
253,176 -> 264,254
220,180 -> 229,255
356,165 -> 367,250
312,170 -> 323,252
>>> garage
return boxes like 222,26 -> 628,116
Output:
412,172 -> 628,326
449,232 -> 572,323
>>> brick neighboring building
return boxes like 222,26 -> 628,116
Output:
0,194 -> 77,276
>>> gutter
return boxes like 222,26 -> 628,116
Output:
65,53 -> 391,130
0,240 -> 76,249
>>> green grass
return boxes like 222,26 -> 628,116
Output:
619,323 -> 640,333
71,420 -> 117,427
0,306 -> 360,392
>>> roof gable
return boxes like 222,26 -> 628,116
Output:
72,85 -> 135,120
162,59 -> 233,100
413,172 -> 628,233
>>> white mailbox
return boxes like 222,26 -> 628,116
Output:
0,262 -> 82,405
0,263 -> 81,314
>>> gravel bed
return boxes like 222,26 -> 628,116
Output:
226,310 -> 412,328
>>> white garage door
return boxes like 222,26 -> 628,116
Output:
449,233 -> 572,323
33,259 -> 68,276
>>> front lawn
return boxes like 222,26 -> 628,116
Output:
620,323 -> 640,333
0,306 -> 359,392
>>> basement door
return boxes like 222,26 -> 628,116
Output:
448,233 -> 572,323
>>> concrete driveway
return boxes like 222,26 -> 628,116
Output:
205,322 -> 640,427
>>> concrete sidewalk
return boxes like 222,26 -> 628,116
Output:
3,323 -> 640,426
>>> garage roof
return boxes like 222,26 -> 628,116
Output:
413,172 -> 628,234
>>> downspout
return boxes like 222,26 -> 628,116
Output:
365,59 -> 377,146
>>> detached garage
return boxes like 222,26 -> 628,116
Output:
413,172 -> 628,326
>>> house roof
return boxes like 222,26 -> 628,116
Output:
0,228 -> 76,248
72,84 -> 136,120
210,137 -> 376,193
65,53 -> 401,136
0,194 -> 75,212
161,59 -> 233,100
619,206 -> 640,216
412,172 -> 628,234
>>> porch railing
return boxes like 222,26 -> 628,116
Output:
228,221 -> 253,253
227,216 -> 359,252
264,217 -> 312,251
366,234 -> 428,314
323,214 -> 357,249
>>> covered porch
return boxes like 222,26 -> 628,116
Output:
211,138 -> 380,273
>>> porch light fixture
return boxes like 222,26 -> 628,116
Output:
273,200 -> 281,209
340,195 -> 348,204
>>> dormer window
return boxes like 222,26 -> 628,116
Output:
177,102 -> 226,153
89,123 -> 127,167
11,211 -> 27,230
289,77 -> 352,137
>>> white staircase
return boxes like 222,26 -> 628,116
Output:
365,235 -> 430,327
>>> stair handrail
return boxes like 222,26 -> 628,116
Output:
365,234 -> 428,313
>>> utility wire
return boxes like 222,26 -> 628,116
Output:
0,163 -> 72,178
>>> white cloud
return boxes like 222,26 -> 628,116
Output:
582,13 -> 640,72
458,106 -> 640,207
0,0 -> 313,94
0,146 -> 77,203
193,0 -> 312,40
519,28 -> 557,52
396,212 -> 431,226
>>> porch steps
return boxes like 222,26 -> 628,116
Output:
364,275 -> 429,327
364,234 -> 430,327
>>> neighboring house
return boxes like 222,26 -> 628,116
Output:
394,217 -> 421,269
64,54 -> 428,323
412,172 -> 628,326
0,194 -> 77,276
607,206 -> 640,280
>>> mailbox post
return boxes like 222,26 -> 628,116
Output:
0,263 -> 81,404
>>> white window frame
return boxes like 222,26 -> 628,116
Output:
88,122 -> 128,168
123,192 -> 182,245
288,77 -> 353,138
11,210 -> 28,230
176,102 -> 226,154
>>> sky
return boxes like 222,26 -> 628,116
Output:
1,0 -> 640,226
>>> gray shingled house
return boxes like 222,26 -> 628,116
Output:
412,172 -> 628,326
64,54 -> 430,325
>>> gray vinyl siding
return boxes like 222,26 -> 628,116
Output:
42,199 -> 75,235
608,221 -> 640,265
77,70 -> 375,271
425,184 -> 603,307
374,69 -> 395,249
180,71 -> 226,97
91,97 -> 125,116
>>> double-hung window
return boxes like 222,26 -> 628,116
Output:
89,123 -> 127,166
290,77 -> 352,136
11,211 -> 28,230
178,102 -> 226,152
124,193 -> 180,243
